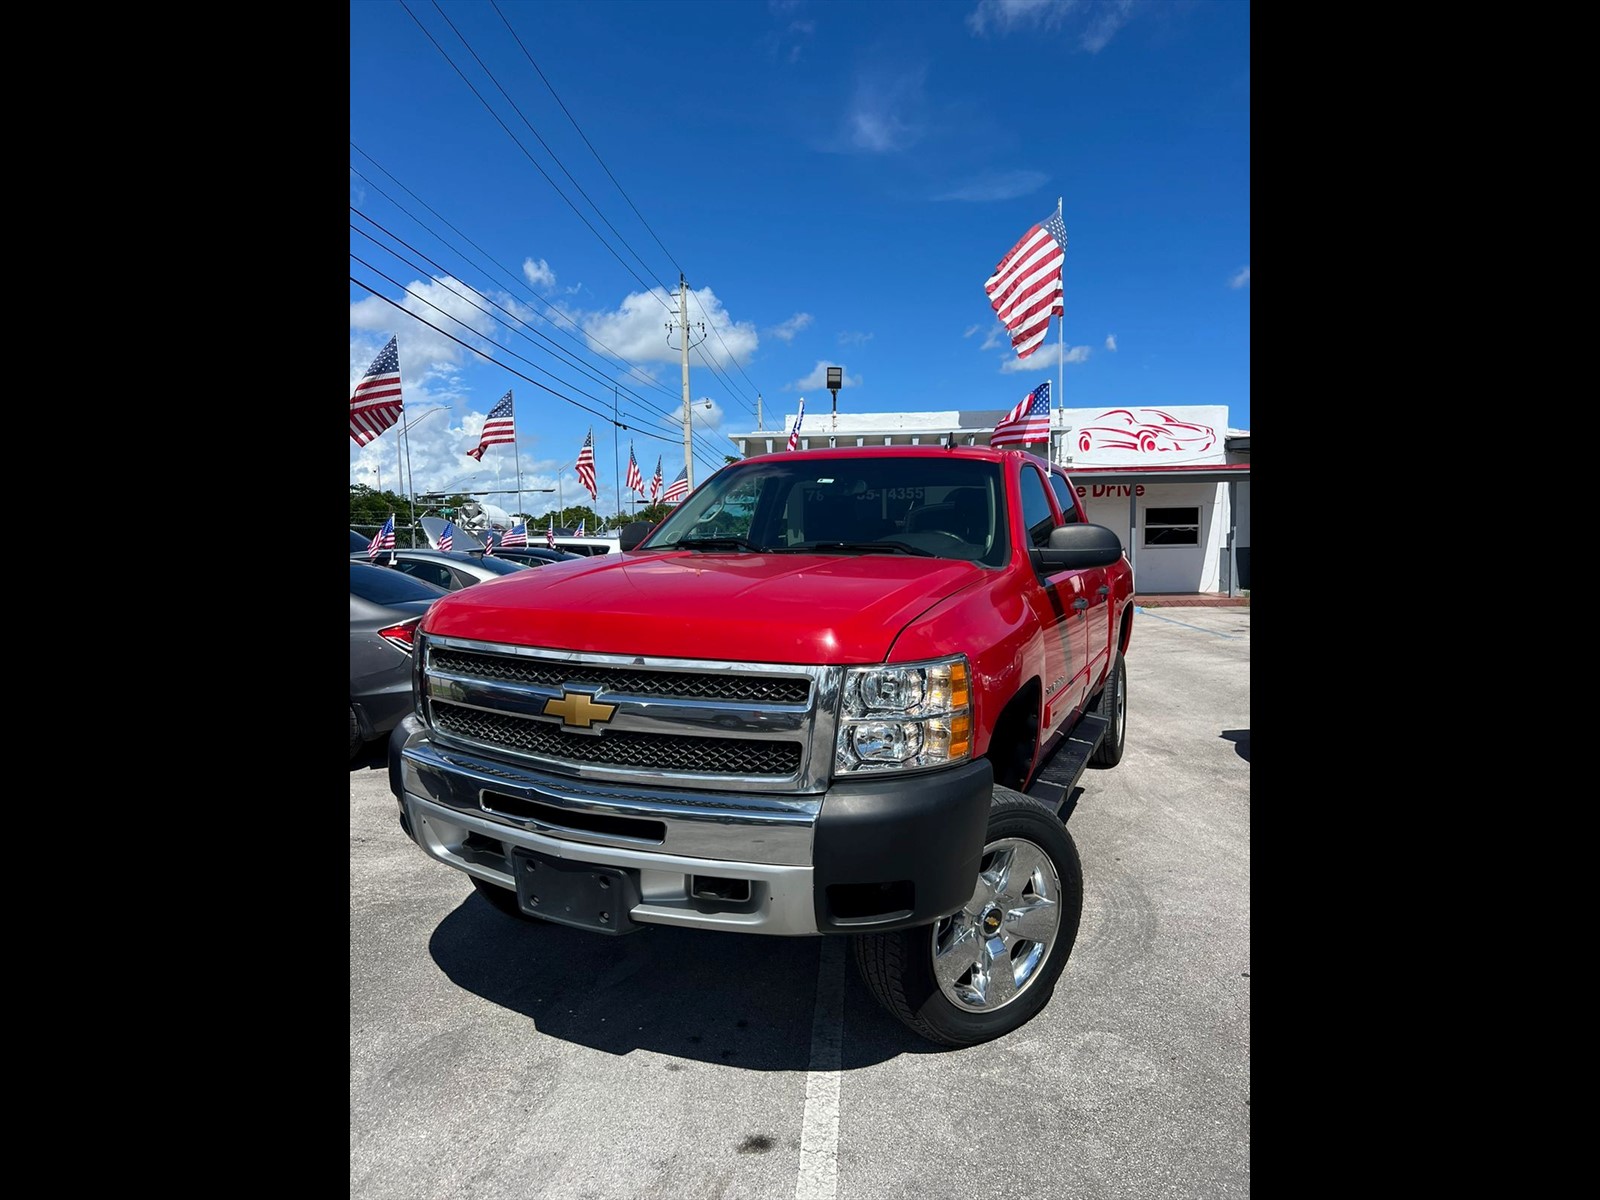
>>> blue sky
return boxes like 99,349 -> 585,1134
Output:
350,0 -> 1249,522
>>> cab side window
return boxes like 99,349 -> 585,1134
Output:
1019,467 -> 1057,550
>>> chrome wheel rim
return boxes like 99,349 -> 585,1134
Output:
931,837 -> 1062,1012
1111,665 -> 1126,743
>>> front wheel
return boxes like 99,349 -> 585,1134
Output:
853,787 -> 1083,1046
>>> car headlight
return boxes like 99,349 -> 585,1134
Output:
835,656 -> 972,774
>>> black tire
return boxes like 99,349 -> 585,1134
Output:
469,873 -> 542,922
349,705 -> 364,761
1089,650 -> 1126,768
853,787 -> 1083,1047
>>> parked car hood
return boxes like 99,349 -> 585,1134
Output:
418,549 -> 986,662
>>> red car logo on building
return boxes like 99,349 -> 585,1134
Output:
1076,408 -> 1216,455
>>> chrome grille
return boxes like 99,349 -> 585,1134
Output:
433,702 -> 802,775
419,636 -> 839,792
430,648 -> 810,704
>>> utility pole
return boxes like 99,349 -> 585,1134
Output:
757,393 -> 763,431
669,274 -> 705,488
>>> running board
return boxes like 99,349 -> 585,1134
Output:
1025,711 -> 1109,816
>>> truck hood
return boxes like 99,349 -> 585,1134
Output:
419,549 -> 986,663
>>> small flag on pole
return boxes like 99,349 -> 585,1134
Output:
574,518 -> 587,537
466,391 -> 516,461
650,457 -> 663,504
787,398 -> 806,451
350,336 -> 403,445
626,442 -> 645,495
662,466 -> 689,506
547,516 -> 555,548
367,514 -> 396,559
990,382 -> 1052,447
438,522 -> 455,552
576,429 -> 598,500
501,522 -> 528,548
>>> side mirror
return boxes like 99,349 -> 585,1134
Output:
619,521 -> 653,551
1032,523 -> 1124,572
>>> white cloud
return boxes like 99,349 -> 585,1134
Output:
968,0 -> 1077,37
767,313 -> 814,343
841,66 -> 928,153
933,170 -> 1049,202
1229,266 -> 1250,289
574,285 -> 758,368
999,343 -> 1090,373
838,330 -> 874,347
966,0 -> 1133,53
1104,334 -> 1117,351
794,361 -> 862,390
523,257 -> 556,290
964,324 -> 984,339
979,326 -> 1008,351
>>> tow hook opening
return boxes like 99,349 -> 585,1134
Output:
691,875 -> 752,903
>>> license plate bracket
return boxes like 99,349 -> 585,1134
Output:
511,848 -> 641,935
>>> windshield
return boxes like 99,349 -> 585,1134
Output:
639,455 -> 1008,566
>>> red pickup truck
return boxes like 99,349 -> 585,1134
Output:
389,444 -> 1135,1045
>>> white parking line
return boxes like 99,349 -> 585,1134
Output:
795,936 -> 845,1200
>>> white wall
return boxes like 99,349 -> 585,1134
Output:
1077,481 -> 1228,594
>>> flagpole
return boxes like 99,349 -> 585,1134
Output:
400,419 -> 419,540
513,390 -> 523,527
1056,196 -> 1064,466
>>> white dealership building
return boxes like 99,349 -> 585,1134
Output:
727,403 -> 1250,597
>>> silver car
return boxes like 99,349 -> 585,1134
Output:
351,547 -> 531,592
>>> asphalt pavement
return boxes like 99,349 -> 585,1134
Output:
350,604 -> 1250,1198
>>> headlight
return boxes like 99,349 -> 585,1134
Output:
835,656 -> 971,774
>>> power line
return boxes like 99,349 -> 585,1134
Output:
396,0 -> 673,312
490,0 -> 685,282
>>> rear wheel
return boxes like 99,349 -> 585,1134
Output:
853,787 -> 1083,1046
1089,650 -> 1126,767
349,705 -> 363,760
470,873 -> 541,922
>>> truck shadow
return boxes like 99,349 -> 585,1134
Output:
1221,729 -> 1250,762
428,900 -> 939,1067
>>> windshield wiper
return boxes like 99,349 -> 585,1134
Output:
779,540 -> 934,557
673,536 -> 763,552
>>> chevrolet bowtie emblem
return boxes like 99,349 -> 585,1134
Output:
544,690 -> 617,729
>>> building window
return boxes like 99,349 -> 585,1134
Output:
1144,506 -> 1199,547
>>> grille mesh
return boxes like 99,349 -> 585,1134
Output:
434,702 -> 802,776
430,649 -> 810,705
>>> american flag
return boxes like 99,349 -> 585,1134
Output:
662,465 -> 689,506
983,204 -> 1067,360
574,518 -> 587,537
576,429 -> 598,500
650,456 -> 663,503
350,336 -> 403,446
367,513 -> 396,558
439,521 -> 455,552
547,516 -> 555,548
466,391 -> 516,462
990,382 -> 1052,448
787,398 -> 805,451
483,532 -> 493,557
626,442 -> 645,494
502,522 -> 528,547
